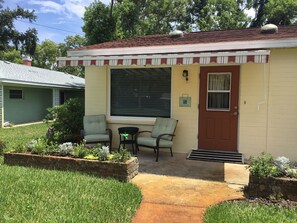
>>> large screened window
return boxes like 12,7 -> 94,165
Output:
111,68 -> 171,117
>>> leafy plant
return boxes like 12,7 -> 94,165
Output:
90,145 -> 109,161
28,138 -> 49,155
57,142 -> 74,156
110,148 -> 131,163
248,153 -> 281,178
73,142 -> 88,158
45,98 -> 84,143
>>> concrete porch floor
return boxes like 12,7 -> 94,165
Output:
131,149 -> 249,222
135,148 -> 250,185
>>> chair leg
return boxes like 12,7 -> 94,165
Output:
170,147 -> 173,157
156,147 -> 159,162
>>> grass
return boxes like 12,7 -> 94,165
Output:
0,124 -> 142,222
204,200 -> 297,223
0,123 -> 48,149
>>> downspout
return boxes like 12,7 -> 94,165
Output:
256,63 -> 270,153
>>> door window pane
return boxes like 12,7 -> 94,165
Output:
207,73 -> 231,110
111,68 -> 171,117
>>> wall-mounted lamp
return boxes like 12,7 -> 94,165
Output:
182,70 -> 189,82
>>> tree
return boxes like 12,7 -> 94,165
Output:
0,0 -> 38,55
82,0 -> 116,44
265,0 -> 297,25
0,49 -> 22,64
250,0 -> 297,27
82,0 -> 191,43
190,0 -> 250,31
32,40 -> 58,69
57,35 -> 86,77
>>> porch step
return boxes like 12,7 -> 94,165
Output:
187,149 -> 243,164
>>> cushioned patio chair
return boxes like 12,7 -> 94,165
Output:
81,115 -> 112,151
136,118 -> 178,162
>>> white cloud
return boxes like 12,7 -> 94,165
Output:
27,0 -> 101,19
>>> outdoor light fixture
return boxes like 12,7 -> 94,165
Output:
182,70 -> 189,82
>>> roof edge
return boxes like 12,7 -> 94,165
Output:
0,79 -> 84,89
67,39 -> 297,57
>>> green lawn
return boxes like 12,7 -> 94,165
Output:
0,124 -> 142,222
0,123 -> 48,149
204,200 -> 297,223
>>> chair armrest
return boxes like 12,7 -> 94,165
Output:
156,133 -> 175,146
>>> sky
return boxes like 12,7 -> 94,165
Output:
2,0 -> 110,44
3,0 -> 256,45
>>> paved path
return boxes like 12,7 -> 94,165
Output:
132,173 -> 243,223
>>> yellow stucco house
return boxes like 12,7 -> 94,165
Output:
57,24 -> 297,162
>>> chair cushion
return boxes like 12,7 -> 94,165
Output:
83,115 -> 106,135
137,137 -> 173,148
84,134 -> 110,143
151,118 -> 177,140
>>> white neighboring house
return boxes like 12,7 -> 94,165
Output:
0,58 -> 84,127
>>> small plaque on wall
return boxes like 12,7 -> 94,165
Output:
179,94 -> 191,107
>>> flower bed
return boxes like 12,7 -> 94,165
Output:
244,175 -> 297,201
4,152 -> 139,182
244,153 -> 297,201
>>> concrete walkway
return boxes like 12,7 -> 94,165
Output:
131,150 -> 248,222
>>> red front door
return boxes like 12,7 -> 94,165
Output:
198,66 -> 240,152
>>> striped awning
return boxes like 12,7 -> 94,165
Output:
57,50 -> 270,67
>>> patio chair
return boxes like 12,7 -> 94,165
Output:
81,115 -> 112,151
136,118 -> 178,162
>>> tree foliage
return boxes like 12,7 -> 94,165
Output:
82,0 -> 116,44
82,0 -> 297,45
250,0 -> 297,27
0,0 -> 38,56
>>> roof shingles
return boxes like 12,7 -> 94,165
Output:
73,25 -> 297,51
0,61 -> 84,89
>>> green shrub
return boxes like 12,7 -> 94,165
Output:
45,98 -> 84,143
248,153 -> 281,178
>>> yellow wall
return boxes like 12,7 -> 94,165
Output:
84,48 -> 297,161
84,65 -> 199,153
85,66 -> 107,115
266,48 -> 297,160
239,48 -> 297,161
238,63 -> 269,158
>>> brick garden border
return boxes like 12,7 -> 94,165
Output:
4,153 -> 139,182
244,175 -> 297,201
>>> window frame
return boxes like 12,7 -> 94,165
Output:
9,89 -> 24,100
206,72 -> 231,111
108,66 -> 173,122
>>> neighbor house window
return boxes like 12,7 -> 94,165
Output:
111,68 -> 171,117
9,89 -> 23,99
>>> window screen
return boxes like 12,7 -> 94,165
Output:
9,89 -> 23,99
111,68 -> 171,117
207,73 -> 231,110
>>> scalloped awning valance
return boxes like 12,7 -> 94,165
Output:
57,50 -> 270,67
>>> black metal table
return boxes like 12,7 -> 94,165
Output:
118,127 -> 139,154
